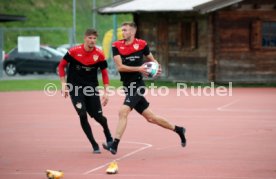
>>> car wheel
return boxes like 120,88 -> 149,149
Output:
5,63 -> 17,76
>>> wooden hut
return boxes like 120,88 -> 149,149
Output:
99,0 -> 276,83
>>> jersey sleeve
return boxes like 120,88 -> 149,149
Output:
143,44 -> 150,56
99,49 -> 106,61
101,68 -> 109,85
58,59 -> 68,77
112,46 -> 120,56
97,49 -> 108,70
63,52 -> 75,63
98,60 -> 108,70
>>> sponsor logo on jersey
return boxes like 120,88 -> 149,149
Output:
133,44 -> 139,50
82,66 -> 94,71
76,65 -> 81,70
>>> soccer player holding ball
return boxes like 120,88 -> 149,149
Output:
103,22 -> 187,154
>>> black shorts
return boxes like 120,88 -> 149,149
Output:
69,85 -> 102,118
123,80 -> 149,114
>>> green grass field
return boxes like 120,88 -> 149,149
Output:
0,79 -> 118,92
2,79 -> 274,92
0,79 -> 176,92
0,79 -> 60,92
0,0 -> 132,52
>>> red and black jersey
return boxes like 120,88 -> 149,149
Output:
112,38 -> 150,83
59,44 -> 108,86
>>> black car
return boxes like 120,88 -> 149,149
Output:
3,46 -> 63,76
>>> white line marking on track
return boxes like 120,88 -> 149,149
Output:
217,100 -> 239,111
82,141 -> 152,175
5,172 -> 273,179
217,100 -> 274,112
219,108 -> 275,112
156,129 -> 274,151
81,173 -> 276,179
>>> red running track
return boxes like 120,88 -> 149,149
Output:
0,88 -> 276,179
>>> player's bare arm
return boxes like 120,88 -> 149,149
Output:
101,83 -> 109,107
113,54 -> 149,76
60,76 -> 69,98
101,87 -> 109,107
145,53 -> 157,63
100,66 -> 110,106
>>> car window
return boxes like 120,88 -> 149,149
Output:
40,49 -> 52,58
8,48 -> 19,57
11,48 -> 30,58
43,46 -> 64,56
9,48 -> 17,55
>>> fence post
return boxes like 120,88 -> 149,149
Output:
68,28 -> 74,47
0,28 -> 4,78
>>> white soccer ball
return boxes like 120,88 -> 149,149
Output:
143,61 -> 159,78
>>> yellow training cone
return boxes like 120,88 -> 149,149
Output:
106,161 -> 119,174
46,169 -> 64,179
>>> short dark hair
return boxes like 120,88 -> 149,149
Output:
122,22 -> 137,29
85,28 -> 98,36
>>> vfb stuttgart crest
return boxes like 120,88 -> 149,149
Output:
93,54 -> 99,61
133,44 -> 139,50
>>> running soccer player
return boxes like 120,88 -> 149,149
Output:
103,22 -> 186,155
58,28 -> 113,154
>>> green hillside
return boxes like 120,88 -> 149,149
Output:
0,0 -> 132,51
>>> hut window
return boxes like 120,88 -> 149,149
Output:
262,21 -> 276,48
168,20 -> 197,50
251,20 -> 276,49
